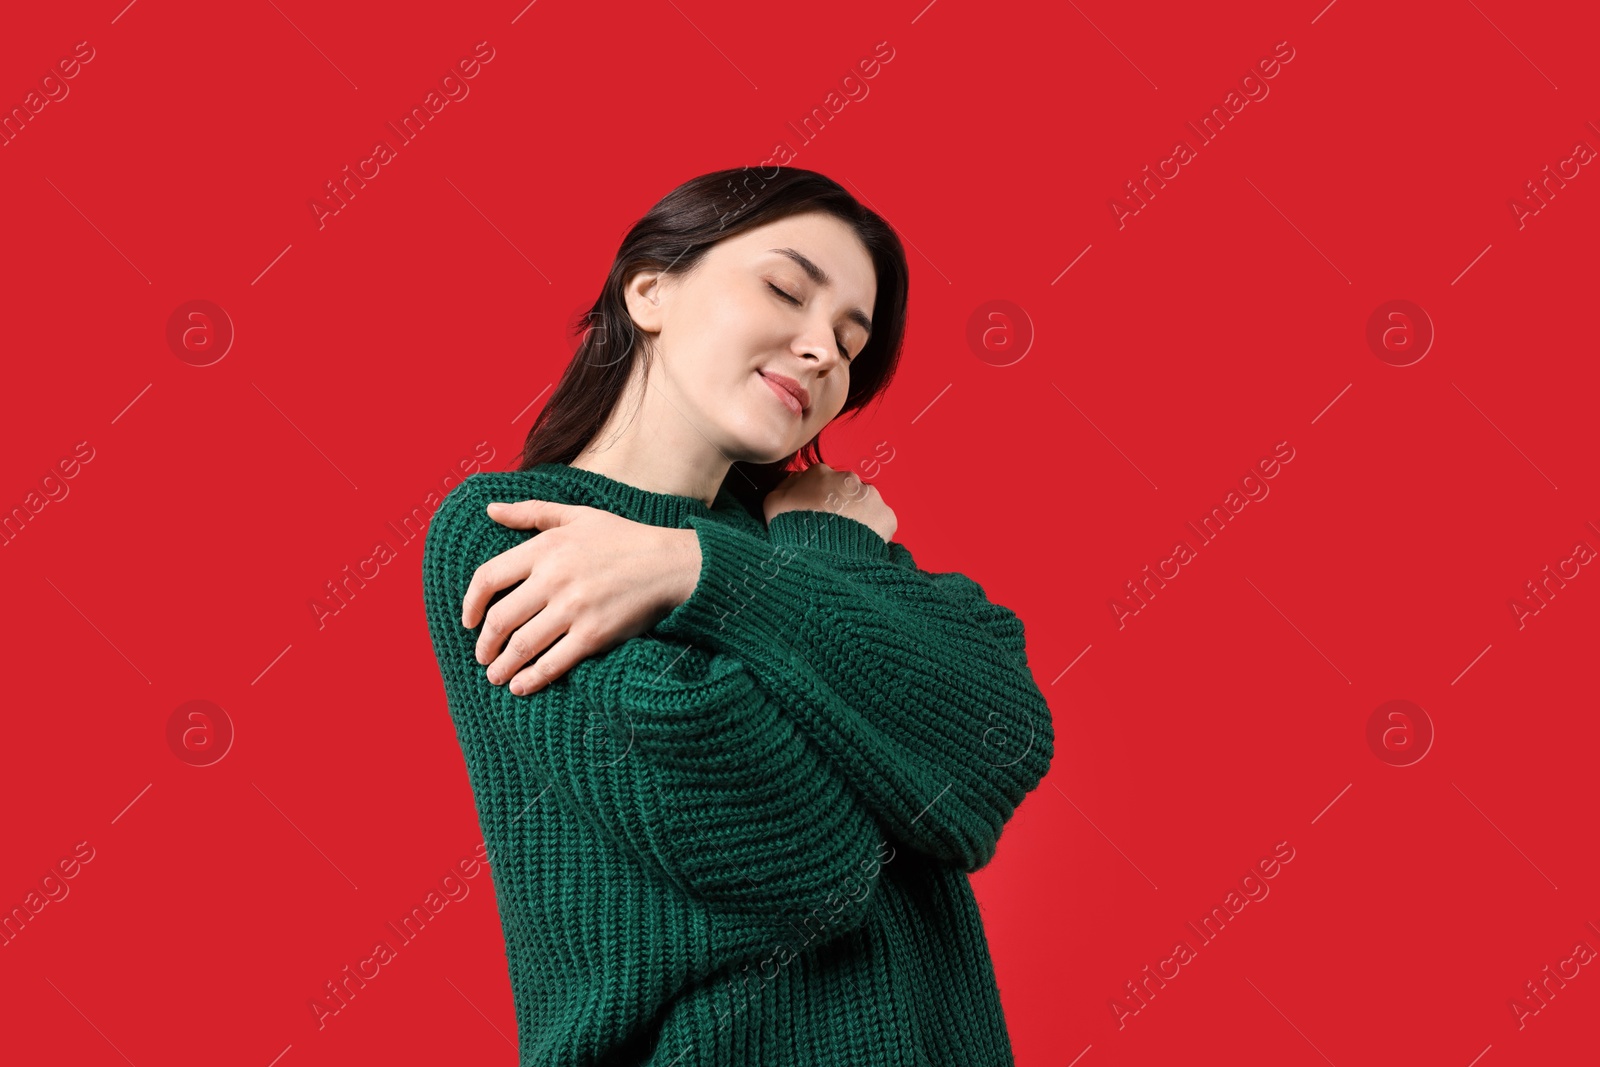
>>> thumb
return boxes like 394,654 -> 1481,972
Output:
485,498 -> 574,529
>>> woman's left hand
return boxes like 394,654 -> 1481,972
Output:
461,500 -> 701,695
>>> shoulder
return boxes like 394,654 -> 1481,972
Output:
421,470 -> 574,592
425,469 -> 578,548
428,471 -> 526,529
421,469 -> 583,638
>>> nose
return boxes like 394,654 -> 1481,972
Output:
793,317 -> 843,371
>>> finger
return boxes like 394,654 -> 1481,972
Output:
462,549 -> 533,629
462,558 -> 513,629
477,579 -> 553,665
507,631 -> 592,695
485,499 -> 573,530
462,523 -> 555,627
485,609 -> 568,686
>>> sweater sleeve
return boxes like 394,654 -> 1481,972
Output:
421,483 -> 895,958
652,508 -> 1055,874
770,510 -> 1037,670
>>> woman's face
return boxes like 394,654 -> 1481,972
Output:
623,210 -> 878,465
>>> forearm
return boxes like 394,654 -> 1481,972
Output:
653,510 -> 1055,871
422,486 -> 894,957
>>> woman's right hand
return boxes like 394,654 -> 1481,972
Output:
763,463 -> 897,543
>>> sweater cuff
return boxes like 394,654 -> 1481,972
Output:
766,509 -> 891,561
656,516 -> 815,647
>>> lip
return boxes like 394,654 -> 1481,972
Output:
758,370 -> 810,416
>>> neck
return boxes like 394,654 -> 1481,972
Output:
568,359 -> 733,508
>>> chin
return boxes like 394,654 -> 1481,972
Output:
731,428 -> 800,466
724,415 -> 800,464
745,442 -> 799,466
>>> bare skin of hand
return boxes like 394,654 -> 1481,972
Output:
764,462 -> 897,543
461,500 -> 701,695
464,465 -> 893,696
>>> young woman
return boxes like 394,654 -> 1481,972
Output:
421,166 -> 1055,1066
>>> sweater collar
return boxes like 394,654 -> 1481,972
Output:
525,462 -> 752,529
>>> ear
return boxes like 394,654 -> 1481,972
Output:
623,269 -> 668,334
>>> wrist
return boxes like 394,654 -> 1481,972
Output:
664,527 -> 702,612
767,509 -> 891,559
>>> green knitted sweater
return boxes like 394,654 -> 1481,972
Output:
420,462 -> 1055,1066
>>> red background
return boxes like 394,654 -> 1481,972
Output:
3,1 -> 1597,1064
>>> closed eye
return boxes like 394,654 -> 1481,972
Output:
768,282 -> 852,362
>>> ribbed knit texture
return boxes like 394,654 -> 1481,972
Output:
420,462 -> 1055,1066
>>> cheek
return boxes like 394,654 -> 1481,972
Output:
717,286 -> 766,332
826,379 -> 849,418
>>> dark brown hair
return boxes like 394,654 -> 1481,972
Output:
516,165 -> 910,517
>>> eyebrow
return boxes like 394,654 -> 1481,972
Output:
766,247 -> 873,338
